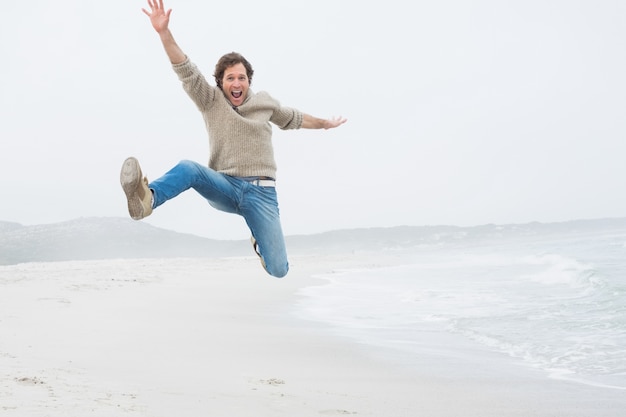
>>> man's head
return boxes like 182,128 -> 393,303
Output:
214,52 -> 254,107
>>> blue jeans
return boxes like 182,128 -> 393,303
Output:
149,160 -> 289,278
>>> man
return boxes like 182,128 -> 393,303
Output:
120,0 -> 347,277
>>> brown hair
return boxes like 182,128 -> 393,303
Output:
213,52 -> 254,90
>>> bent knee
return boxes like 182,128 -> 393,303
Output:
177,159 -> 200,172
267,263 -> 289,278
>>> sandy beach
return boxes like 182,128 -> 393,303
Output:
1,253 -> 625,417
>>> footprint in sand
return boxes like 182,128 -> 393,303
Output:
15,376 -> 46,386
260,378 -> 285,386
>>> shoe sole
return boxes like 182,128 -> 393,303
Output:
120,157 -> 146,220
251,236 -> 267,269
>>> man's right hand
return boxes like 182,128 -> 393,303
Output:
142,0 -> 172,34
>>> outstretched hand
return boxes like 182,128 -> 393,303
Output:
142,0 -> 172,34
301,114 -> 348,130
324,116 -> 348,130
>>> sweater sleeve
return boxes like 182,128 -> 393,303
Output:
270,105 -> 303,130
172,57 -> 216,112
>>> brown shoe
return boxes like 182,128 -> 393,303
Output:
120,157 -> 153,220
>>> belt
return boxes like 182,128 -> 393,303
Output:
248,179 -> 276,187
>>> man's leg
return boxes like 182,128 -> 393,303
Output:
149,160 -> 238,212
122,158 -> 288,276
239,182 -> 289,278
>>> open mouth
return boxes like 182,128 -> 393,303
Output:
232,91 -> 242,99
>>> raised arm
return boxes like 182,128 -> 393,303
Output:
301,114 -> 348,130
142,0 -> 186,64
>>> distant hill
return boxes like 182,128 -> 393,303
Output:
1,216 -> 626,265
286,216 -> 626,253
0,217 -> 247,265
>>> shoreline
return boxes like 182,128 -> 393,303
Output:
1,255 -> 626,416
295,255 -> 626,394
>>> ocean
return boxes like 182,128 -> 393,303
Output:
295,219 -> 626,390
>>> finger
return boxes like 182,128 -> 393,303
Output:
334,116 -> 347,125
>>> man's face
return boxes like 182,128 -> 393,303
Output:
222,63 -> 250,107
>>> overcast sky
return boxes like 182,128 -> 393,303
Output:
1,0 -> 625,239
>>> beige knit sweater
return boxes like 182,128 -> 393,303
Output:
172,58 -> 303,179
